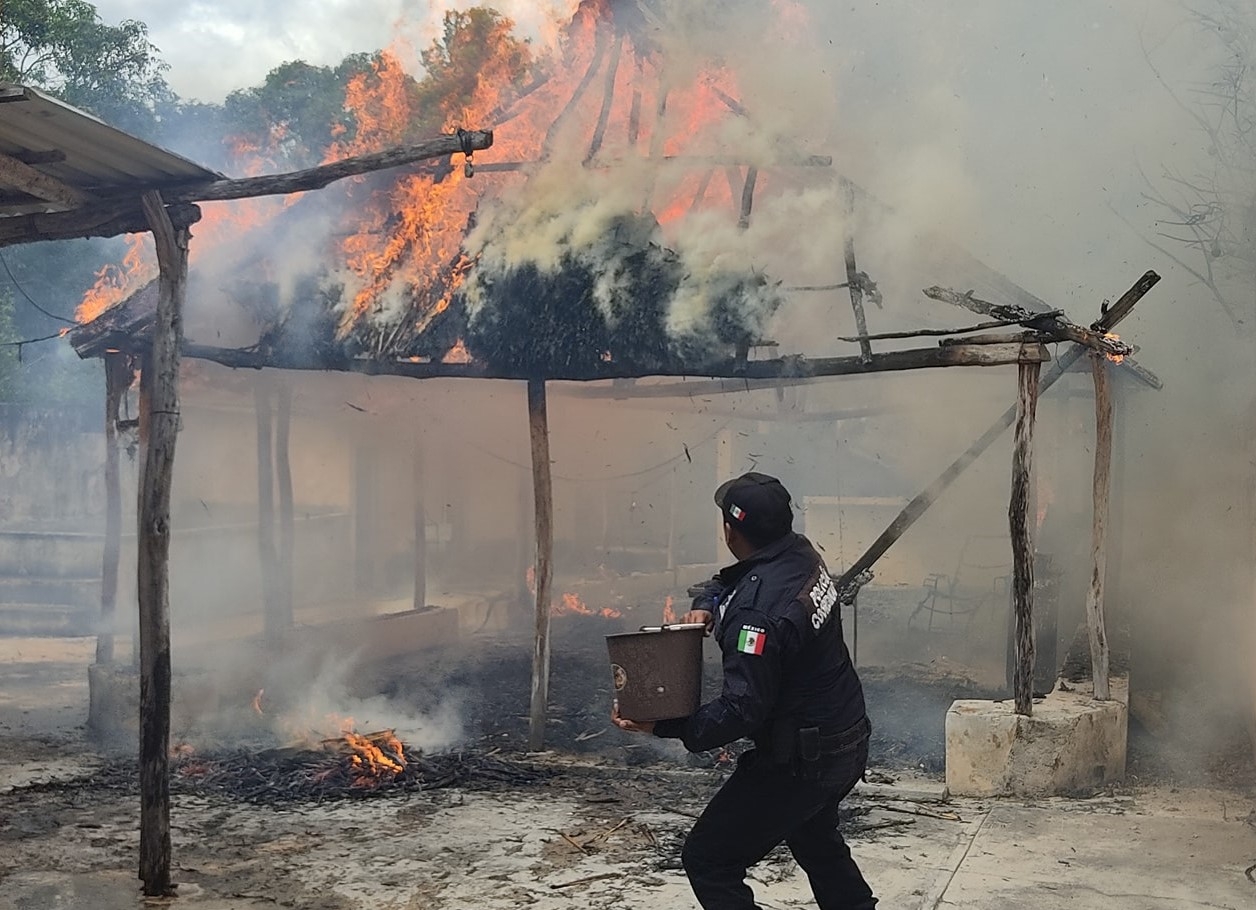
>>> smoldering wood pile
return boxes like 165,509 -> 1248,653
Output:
13,741 -> 549,807
173,740 -> 547,805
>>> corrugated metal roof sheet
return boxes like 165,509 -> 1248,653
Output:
0,83 -> 223,217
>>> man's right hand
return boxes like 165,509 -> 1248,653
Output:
681,609 -> 715,635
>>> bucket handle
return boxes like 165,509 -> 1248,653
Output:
638,622 -> 707,632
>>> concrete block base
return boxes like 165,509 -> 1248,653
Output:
945,680 -> 1128,797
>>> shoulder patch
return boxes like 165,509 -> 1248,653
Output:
736,625 -> 766,655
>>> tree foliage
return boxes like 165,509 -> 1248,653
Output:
0,0 -> 171,136
414,8 -> 534,130
222,56 -> 374,170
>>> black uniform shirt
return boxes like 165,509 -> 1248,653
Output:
653,533 -> 866,753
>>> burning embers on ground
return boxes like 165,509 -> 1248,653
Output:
76,0 -> 811,375
170,724 -> 545,805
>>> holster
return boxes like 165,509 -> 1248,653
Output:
796,726 -> 822,780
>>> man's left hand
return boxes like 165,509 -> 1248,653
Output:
612,700 -> 654,735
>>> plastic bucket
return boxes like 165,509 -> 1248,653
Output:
606,623 -> 705,721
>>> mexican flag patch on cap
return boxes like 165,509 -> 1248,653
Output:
737,625 -> 766,655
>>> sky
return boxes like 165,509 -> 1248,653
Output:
92,0 -> 579,102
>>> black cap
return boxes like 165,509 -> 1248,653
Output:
714,472 -> 794,544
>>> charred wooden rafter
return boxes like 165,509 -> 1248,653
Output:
0,149 -> 93,207
0,131 -> 491,247
832,271 -> 1161,594
924,285 -> 1133,360
73,339 -> 1052,381
0,201 -> 201,248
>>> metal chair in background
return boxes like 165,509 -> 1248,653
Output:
910,535 -> 1010,631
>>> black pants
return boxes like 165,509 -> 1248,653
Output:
681,725 -> 877,910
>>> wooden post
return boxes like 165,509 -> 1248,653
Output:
136,191 -> 187,897
715,428 -> 733,560
352,442 -> 378,596
95,353 -> 128,666
666,466 -> 678,575
275,381 -> 294,628
840,177 -> 872,364
738,167 -> 759,229
1086,355 -> 1114,700
413,434 -> 427,611
527,378 -> 554,752
585,32 -> 622,163
1010,358 -> 1041,716
255,378 -> 281,641
516,467 -> 533,610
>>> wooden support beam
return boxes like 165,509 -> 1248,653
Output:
0,150 -> 93,207
413,434 -> 427,611
255,378 -> 282,642
157,131 -> 493,204
276,381 -> 295,629
0,202 -> 200,248
832,272 -> 1160,593
472,154 -> 832,173
585,32 -> 623,164
10,148 -> 67,165
527,378 -> 555,752
840,178 -> 872,363
1086,355 -> 1113,700
95,353 -> 129,666
169,340 -> 1049,382
627,88 -> 643,148
738,167 -> 759,229
924,285 -> 1133,360
1010,360 -> 1041,716
136,190 -> 187,897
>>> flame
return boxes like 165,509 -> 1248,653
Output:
1103,332 -> 1125,364
1036,480 -> 1053,532
76,234 -> 154,323
339,730 -> 407,786
78,1 -> 790,350
663,596 -> 677,624
551,592 -> 622,619
442,339 -> 472,363
329,17 -> 539,343
526,568 -> 620,618
251,689 -> 265,716
75,115 -> 297,325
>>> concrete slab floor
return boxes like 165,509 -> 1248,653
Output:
906,791 -> 1256,910
0,638 -> 1251,909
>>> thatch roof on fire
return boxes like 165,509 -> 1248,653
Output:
66,0 -> 1143,386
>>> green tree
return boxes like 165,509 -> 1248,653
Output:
222,56 -> 374,170
414,8 -> 534,131
0,0 -> 171,136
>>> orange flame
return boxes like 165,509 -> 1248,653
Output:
551,592 -> 622,619
1103,332 -> 1125,364
251,689 -> 265,716
76,234 -> 154,323
340,730 -> 407,786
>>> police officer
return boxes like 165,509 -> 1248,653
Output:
613,471 -> 877,910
